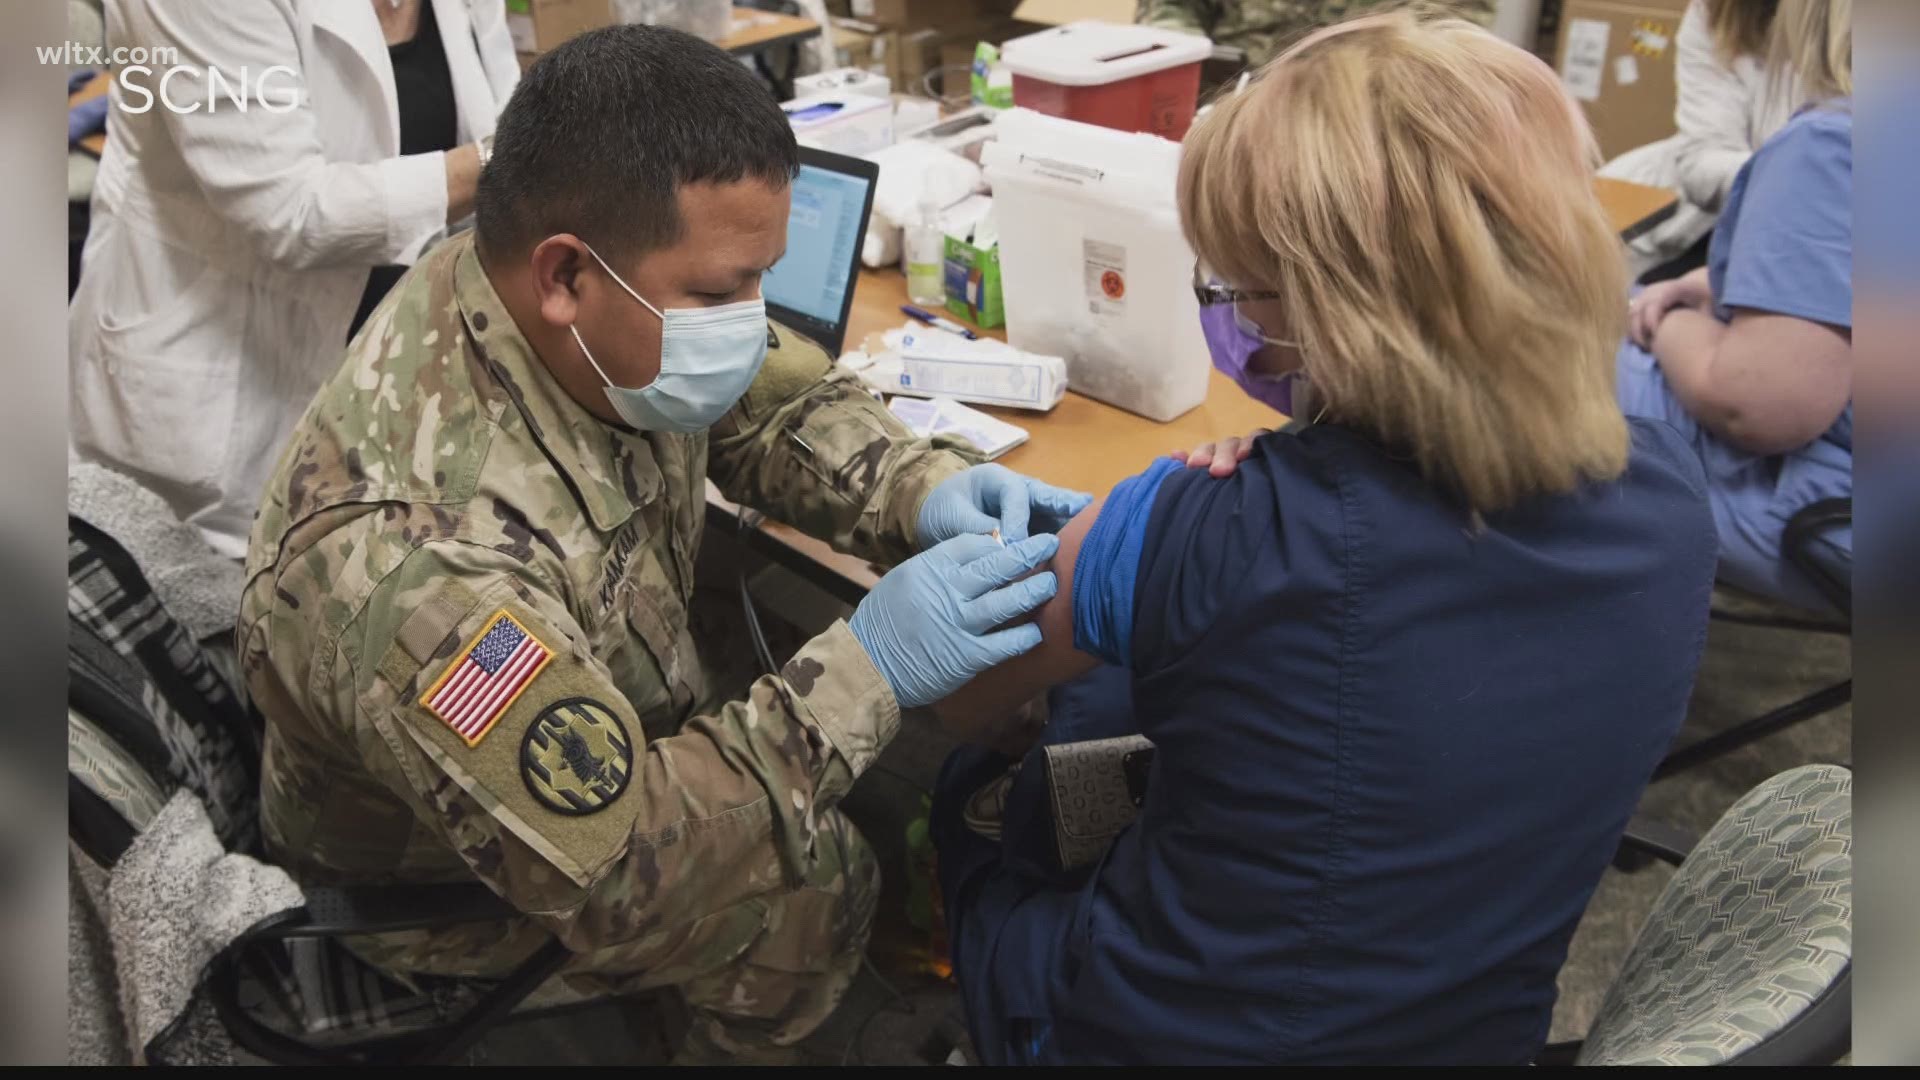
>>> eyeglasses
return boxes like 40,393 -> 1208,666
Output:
1191,260 -> 1279,308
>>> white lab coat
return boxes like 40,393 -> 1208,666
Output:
1599,1 -> 1798,278
70,0 -> 519,558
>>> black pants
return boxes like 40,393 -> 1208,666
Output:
1638,230 -> 1712,285
932,664 -> 1137,1065
70,200 -> 91,299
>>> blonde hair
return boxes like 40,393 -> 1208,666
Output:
1704,0 -> 1778,63
1771,0 -> 1851,102
1178,11 -> 1629,514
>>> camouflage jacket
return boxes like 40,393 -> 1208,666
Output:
238,233 -> 969,961
1137,0 -> 1498,69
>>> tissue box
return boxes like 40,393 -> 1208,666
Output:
783,92 -> 894,157
944,234 -> 1003,328
794,66 -> 894,100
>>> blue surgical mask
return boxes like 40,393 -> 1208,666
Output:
570,241 -> 769,433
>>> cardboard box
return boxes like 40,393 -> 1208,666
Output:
1553,0 -> 1691,161
831,19 -> 889,76
884,17 -> 1025,98
852,0 -> 1010,29
943,18 -> 1027,68
1008,0 -> 1133,27
505,0 -> 614,56
882,27 -> 939,96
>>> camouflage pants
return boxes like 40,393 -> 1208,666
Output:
634,578 -> 876,1060
345,805 -> 879,1061
561,805 -> 881,1062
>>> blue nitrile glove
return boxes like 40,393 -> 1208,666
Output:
850,532 -> 1060,708
69,91 -> 108,147
916,464 -> 1093,549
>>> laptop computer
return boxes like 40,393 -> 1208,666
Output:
763,144 -> 880,357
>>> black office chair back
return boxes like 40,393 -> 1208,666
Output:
1656,498 -> 1853,779
1782,496 -> 1852,618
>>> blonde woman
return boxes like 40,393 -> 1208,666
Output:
1600,0 -> 1799,280
1621,0 -> 1851,611
925,12 -> 1717,1065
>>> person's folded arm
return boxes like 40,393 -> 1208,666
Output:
1651,110 -> 1852,457
1650,307 -> 1851,456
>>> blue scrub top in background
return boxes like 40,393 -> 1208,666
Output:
1617,102 -> 1853,609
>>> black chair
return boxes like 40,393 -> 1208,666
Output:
1654,497 -> 1851,779
205,888 -> 573,1066
1542,765 -> 1851,1066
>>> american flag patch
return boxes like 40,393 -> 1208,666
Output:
419,609 -> 554,747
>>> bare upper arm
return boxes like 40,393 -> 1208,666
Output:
929,497 -> 1106,732
1028,494 -> 1101,666
1714,308 -> 1852,455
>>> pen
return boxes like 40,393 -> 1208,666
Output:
900,303 -> 978,340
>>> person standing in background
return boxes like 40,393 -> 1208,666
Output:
1601,0 -> 1800,281
1138,0 -> 1496,70
69,1 -> 519,560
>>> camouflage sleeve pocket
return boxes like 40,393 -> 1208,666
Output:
370,588 -> 647,891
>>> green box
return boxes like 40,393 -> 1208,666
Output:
943,233 -> 1003,329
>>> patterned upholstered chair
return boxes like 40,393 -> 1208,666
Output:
1550,765 -> 1852,1065
67,466 -> 582,1064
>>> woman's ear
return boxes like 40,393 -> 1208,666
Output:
529,235 -> 587,329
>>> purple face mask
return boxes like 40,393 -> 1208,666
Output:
1198,302 -> 1302,415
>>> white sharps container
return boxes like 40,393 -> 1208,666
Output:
980,108 -> 1208,422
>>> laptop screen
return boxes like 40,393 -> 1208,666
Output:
762,151 -> 877,353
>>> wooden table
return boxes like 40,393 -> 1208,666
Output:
710,268 -> 1284,600
719,7 -> 821,55
1598,176 -> 1679,242
714,175 -> 1684,600
843,278 -> 1285,493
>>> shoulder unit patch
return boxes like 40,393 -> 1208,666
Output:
521,698 -> 634,815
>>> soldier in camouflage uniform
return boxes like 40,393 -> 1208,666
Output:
1139,0 -> 1498,70
239,26 -> 1083,1063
